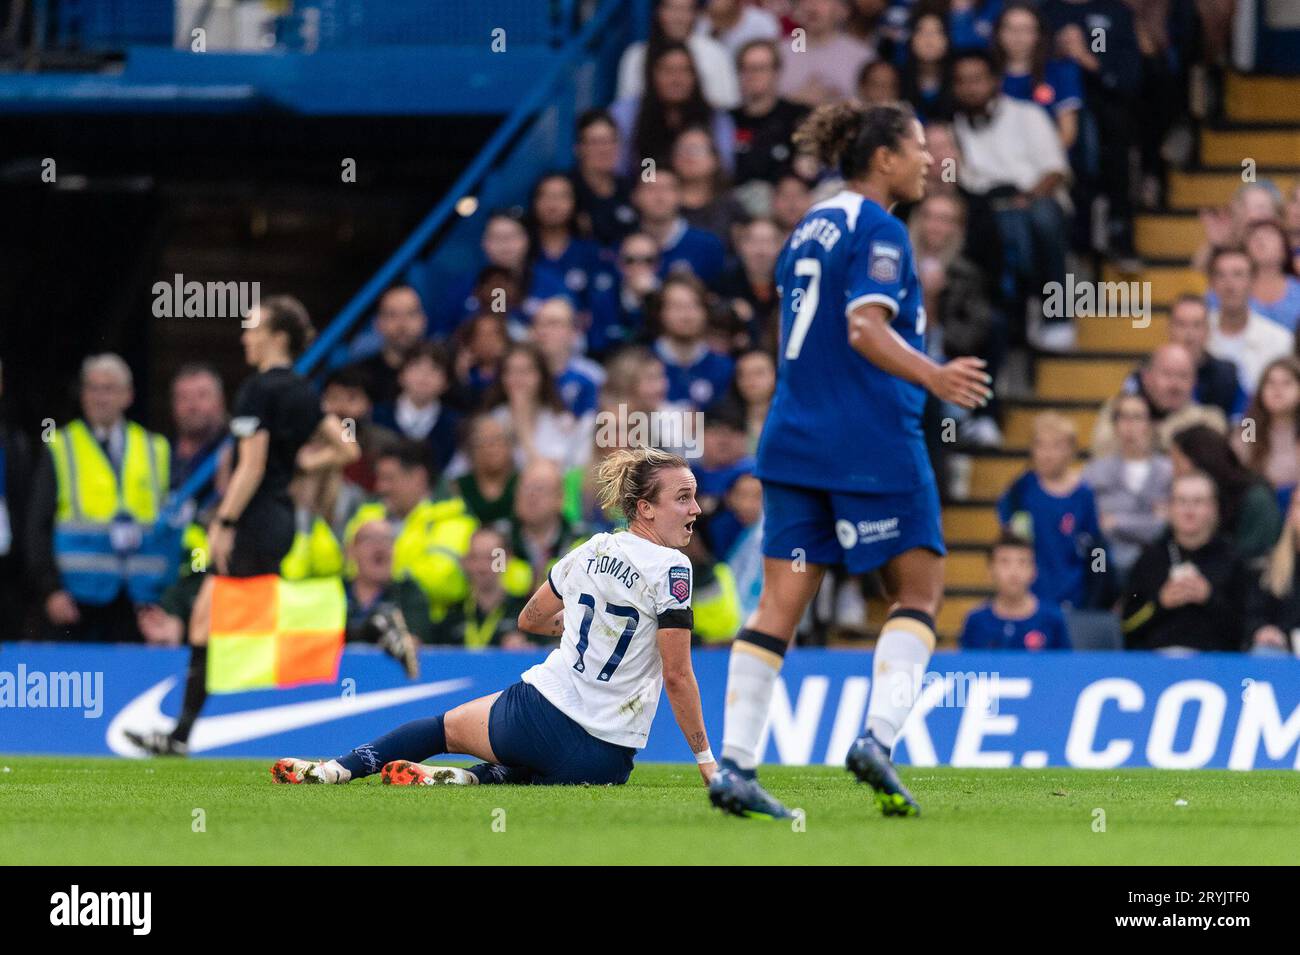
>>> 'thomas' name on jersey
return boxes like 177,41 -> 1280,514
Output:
756,189 -> 931,495
522,531 -> 694,749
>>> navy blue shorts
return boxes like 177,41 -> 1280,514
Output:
761,478 -> 946,575
484,681 -> 636,785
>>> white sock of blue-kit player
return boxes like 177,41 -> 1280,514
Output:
720,639 -> 783,771
865,621 -> 934,750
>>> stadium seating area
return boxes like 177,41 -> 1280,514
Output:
5,0 -> 1300,655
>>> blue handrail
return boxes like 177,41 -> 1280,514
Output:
163,0 -> 625,524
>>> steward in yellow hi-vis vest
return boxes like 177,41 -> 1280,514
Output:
50,418 -> 172,605
279,512 -> 344,580
344,497 -> 477,620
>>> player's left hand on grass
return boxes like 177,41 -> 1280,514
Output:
928,356 -> 993,409
698,760 -> 717,785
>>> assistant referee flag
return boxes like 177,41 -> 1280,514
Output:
206,575 -> 345,693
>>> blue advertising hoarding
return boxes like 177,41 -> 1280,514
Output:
1,643 -> 1298,770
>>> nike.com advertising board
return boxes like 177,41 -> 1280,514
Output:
2,644 -> 1299,769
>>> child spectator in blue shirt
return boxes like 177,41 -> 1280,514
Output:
652,274 -> 735,409
961,532 -> 1072,650
998,411 -> 1108,609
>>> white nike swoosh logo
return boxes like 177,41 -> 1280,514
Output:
106,677 -> 474,757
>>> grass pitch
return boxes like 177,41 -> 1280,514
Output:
1,757 -> 1296,865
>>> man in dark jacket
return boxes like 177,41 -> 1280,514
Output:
1121,472 -> 1246,651
1041,0 -> 1143,261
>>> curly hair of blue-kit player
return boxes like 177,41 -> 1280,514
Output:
793,100 -> 917,182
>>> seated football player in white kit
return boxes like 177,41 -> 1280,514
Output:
271,447 -> 718,787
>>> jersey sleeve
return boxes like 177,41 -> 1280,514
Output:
230,377 -> 271,439
653,552 -> 694,631
844,212 -> 910,319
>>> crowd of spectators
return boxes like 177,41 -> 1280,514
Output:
2,0 -> 1296,657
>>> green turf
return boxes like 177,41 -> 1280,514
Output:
1,756 -> 1297,864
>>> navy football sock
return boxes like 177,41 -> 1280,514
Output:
468,763 -> 534,785
336,714 -> 447,779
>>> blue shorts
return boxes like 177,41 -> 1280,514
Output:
484,681 -> 636,785
761,478 -> 946,575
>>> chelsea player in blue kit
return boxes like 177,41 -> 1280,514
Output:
709,102 -> 993,819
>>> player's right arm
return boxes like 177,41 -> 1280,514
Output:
517,579 -> 565,637
657,627 -> 715,784
841,214 -> 992,409
847,303 -> 991,409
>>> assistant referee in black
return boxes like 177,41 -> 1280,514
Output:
128,295 -> 359,755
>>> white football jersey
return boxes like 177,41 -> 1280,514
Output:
522,531 -> 694,749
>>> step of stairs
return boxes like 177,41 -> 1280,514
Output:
1074,314 -> 1167,353
936,594 -> 987,640
1135,214 -> 1201,259
1167,169 -> 1298,210
1099,263 -> 1206,306
1225,73 -> 1300,123
1035,356 -> 1134,402
943,503 -> 1000,546
944,548 -> 993,589
1201,129 -> 1300,168
969,456 -> 1027,499
1002,403 -> 1100,451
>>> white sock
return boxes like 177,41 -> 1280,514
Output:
865,614 -> 935,750
311,759 -> 350,784
720,633 -> 785,771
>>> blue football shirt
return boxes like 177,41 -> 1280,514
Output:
756,190 -> 932,494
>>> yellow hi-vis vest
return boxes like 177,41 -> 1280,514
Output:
345,498 -> 477,619
692,562 -> 742,642
280,515 -> 344,581
50,418 -> 171,605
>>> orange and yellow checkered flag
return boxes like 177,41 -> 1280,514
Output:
206,575 -> 345,693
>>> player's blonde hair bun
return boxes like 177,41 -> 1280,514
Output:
596,446 -> 690,520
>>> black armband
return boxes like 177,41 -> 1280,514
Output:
657,608 -> 694,630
